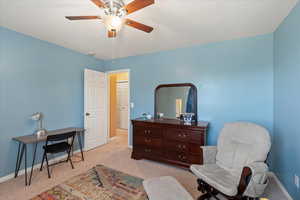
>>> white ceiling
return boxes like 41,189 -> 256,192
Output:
0,0 -> 298,60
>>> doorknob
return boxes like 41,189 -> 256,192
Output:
85,113 -> 90,116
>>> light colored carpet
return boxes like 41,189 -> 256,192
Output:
0,134 -> 289,200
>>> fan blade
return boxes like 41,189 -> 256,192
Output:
108,30 -> 117,38
125,19 -> 153,33
124,0 -> 154,15
90,0 -> 106,8
65,16 -> 101,20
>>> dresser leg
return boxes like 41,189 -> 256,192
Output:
131,153 -> 142,160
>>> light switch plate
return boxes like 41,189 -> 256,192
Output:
295,174 -> 299,189
130,102 -> 134,108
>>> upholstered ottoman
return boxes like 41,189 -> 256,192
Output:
143,176 -> 193,200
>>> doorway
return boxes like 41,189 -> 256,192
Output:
107,70 -> 130,146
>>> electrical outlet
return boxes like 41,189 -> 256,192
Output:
295,174 -> 299,189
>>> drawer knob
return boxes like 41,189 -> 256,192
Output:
145,138 -> 151,143
178,155 -> 186,160
144,130 -> 151,134
145,148 -> 152,153
178,144 -> 186,149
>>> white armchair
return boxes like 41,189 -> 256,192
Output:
190,122 -> 271,200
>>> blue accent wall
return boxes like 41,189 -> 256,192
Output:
104,34 -> 274,148
274,2 -> 300,198
0,27 -> 104,177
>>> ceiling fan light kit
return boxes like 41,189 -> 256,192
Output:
103,0 -> 126,32
65,0 -> 154,38
103,15 -> 124,32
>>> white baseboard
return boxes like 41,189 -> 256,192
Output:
268,172 -> 294,200
108,136 -> 117,141
0,150 -> 81,184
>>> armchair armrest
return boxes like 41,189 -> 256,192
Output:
238,162 -> 269,198
201,146 -> 217,164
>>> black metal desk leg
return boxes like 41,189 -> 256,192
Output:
24,144 -> 28,186
29,142 -> 38,185
14,142 -> 21,178
77,132 -> 84,161
15,143 -> 25,178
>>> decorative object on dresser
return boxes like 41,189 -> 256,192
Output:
131,83 -> 209,168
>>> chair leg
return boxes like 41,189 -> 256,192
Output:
40,152 -> 46,171
196,179 -> 221,200
67,150 -> 74,169
69,157 -> 74,169
197,193 -> 212,200
45,153 -> 51,178
227,196 -> 245,200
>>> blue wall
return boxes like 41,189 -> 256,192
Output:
0,27 -> 104,177
274,2 -> 300,198
104,34 -> 274,148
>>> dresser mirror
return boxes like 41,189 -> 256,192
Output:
155,83 -> 197,121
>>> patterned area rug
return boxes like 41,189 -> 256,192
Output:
31,164 -> 148,200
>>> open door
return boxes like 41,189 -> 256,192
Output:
84,69 -> 107,151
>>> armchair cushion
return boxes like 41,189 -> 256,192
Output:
201,146 -> 217,164
216,122 -> 271,174
190,164 -> 240,196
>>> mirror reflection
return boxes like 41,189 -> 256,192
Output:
155,84 -> 197,120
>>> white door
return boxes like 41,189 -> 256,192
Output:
116,81 -> 128,130
84,69 -> 107,151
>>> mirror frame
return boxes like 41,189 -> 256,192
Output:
154,83 -> 198,121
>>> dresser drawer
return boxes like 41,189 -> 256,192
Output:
135,146 -> 163,156
165,141 -> 188,153
134,136 -> 162,148
164,129 -> 190,142
167,151 -> 189,163
134,126 -> 162,138
189,131 -> 205,144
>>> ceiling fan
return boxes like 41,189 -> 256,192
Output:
65,0 -> 154,38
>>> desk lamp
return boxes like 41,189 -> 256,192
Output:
30,112 -> 47,136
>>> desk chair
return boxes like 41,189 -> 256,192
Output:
40,132 -> 76,178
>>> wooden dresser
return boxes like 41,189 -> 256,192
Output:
131,118 -> 209,168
